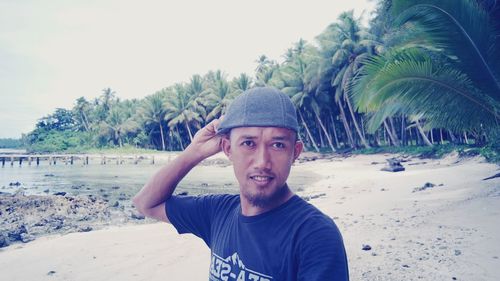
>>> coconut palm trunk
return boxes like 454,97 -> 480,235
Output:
388,117 -> 401,146
329,114 -> 340,148
345,96 -> 370,148
81,112 -> 90,132
415,120 -> 433,147
337,101 -> 355,148
298,110 -> 320,152
176,125 -> 185,150
118,131 -> 123,147
383,120 -> 400,146
401,117 -> 406,146
159,121 -> 166,151
315,113 -> 335,151
184,119 -> 194,142
464,132 -> 469,144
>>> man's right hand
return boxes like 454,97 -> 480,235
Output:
184,118 -> 224,162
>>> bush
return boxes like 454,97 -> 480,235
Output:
26,130 -> 90,153
480,127 -> 500,163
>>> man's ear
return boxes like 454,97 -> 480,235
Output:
293,141 -> 303,162
221,136 -> 232,160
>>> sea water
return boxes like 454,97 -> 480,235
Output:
0,160 -> 319,203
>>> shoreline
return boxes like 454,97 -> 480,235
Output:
0,153 -> 499,280
0,152 -> 326,247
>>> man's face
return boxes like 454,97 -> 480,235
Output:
221,127 -> 303,208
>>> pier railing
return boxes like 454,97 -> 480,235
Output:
0,154 -> 163,167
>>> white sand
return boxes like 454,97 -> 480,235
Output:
1,153 -> 499,281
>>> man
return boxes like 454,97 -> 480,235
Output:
133,87 -> 349,280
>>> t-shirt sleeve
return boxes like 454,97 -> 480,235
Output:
296,217 -> 349,281
165,195 -> 218,246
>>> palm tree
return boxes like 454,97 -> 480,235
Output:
139,91 -> 168,150
186,74 -> 209,123
255,55 -> 272,74
279,39 -> 325,152
102,107 -> 138,147
231,73 -> 253,95
73,97 -> 91,132
255,55 -> 280,87
204,71 -> 235,121
327,11 -> 373,149
392,0 -> 500,96
101,88 -> 116,113
352,0 -> 500,141
164,84 -> 203,142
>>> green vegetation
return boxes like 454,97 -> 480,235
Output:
0,138 -> 23,149
22,0 -> 499,163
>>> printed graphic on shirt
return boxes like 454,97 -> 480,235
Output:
209,252 -> 273,281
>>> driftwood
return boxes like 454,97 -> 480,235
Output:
482,173 -> 500,181
381,157 -> 405,172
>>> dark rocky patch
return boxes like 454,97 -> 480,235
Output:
413,182 -> 437,192
0,232 -> 10,248
0,192 -> 140,247
131,212 -> 145,220
301,193 -> 327,202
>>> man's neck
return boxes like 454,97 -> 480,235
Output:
240,188 -> 294,217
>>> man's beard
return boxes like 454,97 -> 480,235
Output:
242,183 -> 290,208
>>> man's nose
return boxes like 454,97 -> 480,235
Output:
253,146 -> 272,170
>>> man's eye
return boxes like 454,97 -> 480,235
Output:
241,140 -> 254,147
273,142 -> 285,149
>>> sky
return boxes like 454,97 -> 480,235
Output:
0,0 -> 376,139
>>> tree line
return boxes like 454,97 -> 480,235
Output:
23,0 -> 499,157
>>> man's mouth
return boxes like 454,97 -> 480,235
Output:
249,175 -> 274,183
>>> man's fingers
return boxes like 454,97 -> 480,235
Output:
205,119 -> 219,135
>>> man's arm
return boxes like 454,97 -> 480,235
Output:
132,118 -> 223,223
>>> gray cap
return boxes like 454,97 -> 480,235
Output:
217,87 -> 299,134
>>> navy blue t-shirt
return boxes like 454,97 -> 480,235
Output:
166,194 -> 349,281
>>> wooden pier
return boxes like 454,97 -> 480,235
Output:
0,154 -> 162,167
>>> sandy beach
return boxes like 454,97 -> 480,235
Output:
0,153 -> 499,280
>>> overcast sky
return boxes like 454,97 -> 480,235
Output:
0,0 -> 376,138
